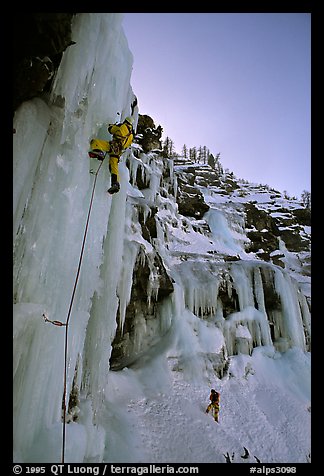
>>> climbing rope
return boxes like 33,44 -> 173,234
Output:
43,157 -> 104,463
62,158 -> 105,463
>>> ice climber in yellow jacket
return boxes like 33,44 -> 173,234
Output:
89,116 -> 134,194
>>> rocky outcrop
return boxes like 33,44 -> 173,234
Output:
244,199 -> 310,261
13,13 -> 75,113
176,180 -> 210,219
245,202 -> 281,258
135,114 -> 163,152
174,163 -> 210,218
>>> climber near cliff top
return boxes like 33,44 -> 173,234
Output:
205,389 -> 220,422
88,116 -> 135,194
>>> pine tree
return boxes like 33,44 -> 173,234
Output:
189,146 -> 197,162
182,144 -> 188,159
208,153 -> 215,169
202,145 -> 208,164
301,190 -> 311,209
162,136 -> 175,158
198,146 -> 203,163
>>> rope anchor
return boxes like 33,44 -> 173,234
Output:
42,313 -> 67,327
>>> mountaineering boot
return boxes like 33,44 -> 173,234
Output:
108,174 -> 120,195
108,182 -> 120,194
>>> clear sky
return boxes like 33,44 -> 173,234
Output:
122,13 -> 311,199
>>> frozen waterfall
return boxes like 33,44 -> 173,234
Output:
13,13 -> 310,464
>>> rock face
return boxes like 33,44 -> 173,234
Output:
245,201 -> 310,257
13,13 -> 75,112
176,175 -> 210,218
174,158 -> 311,276
109,149 -> 311,374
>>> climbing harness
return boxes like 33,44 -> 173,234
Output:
42,156 -> 105,463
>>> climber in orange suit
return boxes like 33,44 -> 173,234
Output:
205,389 -> 220,422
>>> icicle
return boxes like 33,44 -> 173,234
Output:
117,240 -> 140,332
230,264 -> 255,310
128,152 -> 141,185
253,266 -> 267,314
235,324 -> 253,355
274,269 -> 307,350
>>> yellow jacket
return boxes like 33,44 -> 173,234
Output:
108,122 -> 133,150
